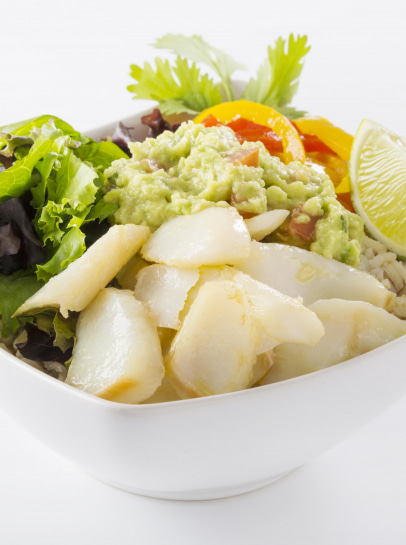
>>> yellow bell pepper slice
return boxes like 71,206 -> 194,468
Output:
194,100 -> 306,164
293,116 -> 353,162
306,152 -> 348,187
335,175 -> 350,194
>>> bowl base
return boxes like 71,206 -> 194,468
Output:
86,470 -> 294,501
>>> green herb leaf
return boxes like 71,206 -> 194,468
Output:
154,34 -> 245,102
157,99 -> 200,116
128,57 -> 222,114
242,34 -> 310,116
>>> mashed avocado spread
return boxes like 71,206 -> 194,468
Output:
104,121 -> 363,266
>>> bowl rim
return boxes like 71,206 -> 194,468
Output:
2,331 -> 406,413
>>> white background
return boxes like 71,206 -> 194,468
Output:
2,0 -> 406,543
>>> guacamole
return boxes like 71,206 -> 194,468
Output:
104,122 -> 364,266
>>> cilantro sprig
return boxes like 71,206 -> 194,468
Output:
128,57 -> 223,115
128,34 -> 310,118
242,35 -> 311,119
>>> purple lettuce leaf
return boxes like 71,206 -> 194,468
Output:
16,322 -> 72,364
0,197 -> 46,275
141,109 -> 180,138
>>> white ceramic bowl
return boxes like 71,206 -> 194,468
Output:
1,335 -> 406,500
1,110 -> 406,501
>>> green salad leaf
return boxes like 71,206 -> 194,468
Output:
75,140 -> 128,172
0,270 -> 43,338
0,134 -> 33,158
85,197 -> 118,223
54,152 -> 99,210
0,124 -> 68,203
36,226 -> 86,283
53,312 -> 76,354
0,115 -> 82,150
242,34 -> 311,118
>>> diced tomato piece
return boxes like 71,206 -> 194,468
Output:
228,148 -> 260,168
288,204 -> 320,242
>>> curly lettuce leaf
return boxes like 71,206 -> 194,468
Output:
0,124 -> 68,203
33,139 -> 122,252
0,115 -> 82,148
37,201 -> 70,246
0,134 -> 33,158
154,34 -> 245,102
36,226 -> 86,282
128,57 -> 222,115
243,34 -> 310,118
75,140 -> 128,171
0,270 -> 43,338
55,152 -> 98,211
30,151 -> 59,210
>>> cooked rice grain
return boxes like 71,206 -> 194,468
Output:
360,236 -> 406,318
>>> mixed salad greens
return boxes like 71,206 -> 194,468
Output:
0,116 -> 126,361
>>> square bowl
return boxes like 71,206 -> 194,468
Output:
1,109 -> 406,500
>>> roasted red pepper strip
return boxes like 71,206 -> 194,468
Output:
300,134 -> 336,154
202,115 -> 337,157
202,116 -> 284,154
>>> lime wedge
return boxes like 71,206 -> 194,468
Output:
349,119 -> 406,257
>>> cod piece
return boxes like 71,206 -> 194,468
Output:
66,288 -> 164,404
141,207 -> 251,267
236,242 -> 394,309
16,225 -> 150,318
167,280 -> 257,398
261,298 -> 406,384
